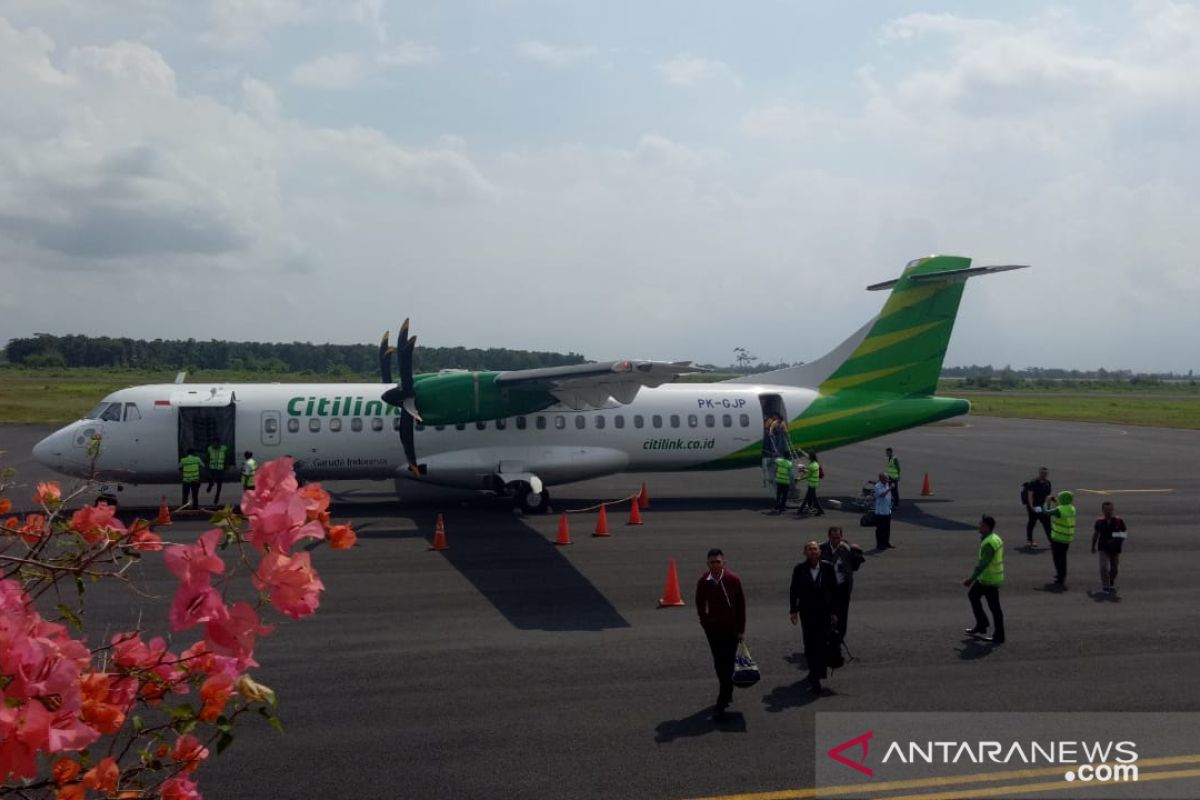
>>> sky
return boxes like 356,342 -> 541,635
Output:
0,0 -> 1197,372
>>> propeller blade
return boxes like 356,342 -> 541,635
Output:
400,413 -> 419,474
378,332 -> 393,385
401,335 -> 416,391
403,396 -> 423,422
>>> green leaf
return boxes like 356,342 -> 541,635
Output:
164,703 -> 194,719
132,715 -> 144,734
57,603 -> 83,631
216,731 -> 235,754
258,707 -> 285,734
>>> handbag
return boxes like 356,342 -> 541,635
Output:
732,641 -> 760,688
859,511 -> 877,527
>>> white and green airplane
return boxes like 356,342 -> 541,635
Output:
33,255 -> 1025,512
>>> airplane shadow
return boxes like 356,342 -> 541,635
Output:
655,707 -> 747,742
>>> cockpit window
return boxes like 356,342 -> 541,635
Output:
99,403 -> 122,422
123,403 -> 141,421
85,403 -> 110,420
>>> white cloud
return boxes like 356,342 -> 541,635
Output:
203,0 -> 386,48
378,40 -> 440,66
656,54 -> 740,88
515,40 -> 599,67
289,52 -> 370,89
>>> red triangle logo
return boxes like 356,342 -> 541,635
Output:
827,730 -> 874,777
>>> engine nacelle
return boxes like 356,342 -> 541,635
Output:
410,371 -> 553,425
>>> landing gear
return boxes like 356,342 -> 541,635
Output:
511,482 -> 550,514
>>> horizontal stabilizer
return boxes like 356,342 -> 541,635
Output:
867,264 -> 1029,291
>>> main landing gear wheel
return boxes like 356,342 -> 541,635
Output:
513,483 -> 550,514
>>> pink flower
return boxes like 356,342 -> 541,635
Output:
169,581 -> 228,632
33,481 -> 61,506
160,774 -> 202,800
245,494 -> 325,553
68,504 -> 126,544
172,734 -> 209,771
205,602 -> 273,669
297,482 -> 331,520
0,702 -> 49,781
253,551 -> 325,619
127,520 -> 163,552
327,523 -> 357,550
239,456 -> 298,516
164,530 -> 226,587
111,633 -> 168,670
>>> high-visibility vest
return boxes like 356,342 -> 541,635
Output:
806,461 -> 821,487
242,458 -> 258,489
886,456 -> 900,479
774,458 -> 793,485
1050,503 -> 1077,543
978,532 -> 1005,586
179,454 -> 204,482
207,444 -> 228,470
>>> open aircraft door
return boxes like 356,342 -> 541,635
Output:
172,389 -> 237,469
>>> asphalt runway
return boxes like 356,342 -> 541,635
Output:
2,417 -> 1199,800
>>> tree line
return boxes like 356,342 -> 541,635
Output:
3,334 -> 587,374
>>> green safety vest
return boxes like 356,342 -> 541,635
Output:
886,457 -> 900,479
241,458 -> 258,489
774,458 -> 793,485
179,454 -> 204,482
806,461 -> 820,487
1050,503 -> 1077,543
207,444 -> 228,470
978,532 -> 1005,586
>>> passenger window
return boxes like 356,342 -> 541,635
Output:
634,415 -> 644,429
739,414 -> 750,427
575,416 -> 585,430
536,416 -> 547,430
100,403 -> 122,422
476,421 -> 487,430
123,403 -> 141,421
615,415 -> 625,429
670,414 -> 680,428
352,418 -> 363,432
687,414 -> 698,428
652,415 -> 662,429
722,414 -> 732,428
516,416 -> 527,430
555,415 -> 565,430
595,415 -> 606,429
371,418 -> 384,432
330,418 -> 342,432
265,418 -> 279,434
495,418 -> 507,430
309,418 -> 321,432
288,418 -> 300,433
705,414 -> 715,428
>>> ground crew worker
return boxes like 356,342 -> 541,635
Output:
1091,500 -> 1127,595
963,515 -> 1005,643
205,440 -> 229,505
885,447 -> 901,509
179,448 -> 204,509
795,452 -> 824,516
241,450 -> 258,490
772,455 -> 793,513
1045,490 -> 1077,587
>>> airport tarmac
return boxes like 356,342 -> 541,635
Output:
2,416 -> 1200,799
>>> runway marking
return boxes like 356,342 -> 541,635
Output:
684,753 -> 1200,800
1076,488 -> 1175,496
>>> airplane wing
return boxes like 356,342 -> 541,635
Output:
495,360 -> 707,408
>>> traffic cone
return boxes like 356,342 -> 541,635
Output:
921,473 -> 933,496
658,559 -> 686,607
638,482 -> 650,510
555,512 -> 572,546
593,504 -> 610,537
156,496 -> 172,526
627,497 -> 643,526
429,513 -> 448,551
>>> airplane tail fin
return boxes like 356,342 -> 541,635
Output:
728,255 -> 1027,396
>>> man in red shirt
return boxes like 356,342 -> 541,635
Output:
696,548 -> 746,722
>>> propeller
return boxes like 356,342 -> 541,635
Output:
379,319 -> 422,475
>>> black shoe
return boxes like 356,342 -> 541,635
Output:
982,635 -> 1005,643
964,627 -> 986,636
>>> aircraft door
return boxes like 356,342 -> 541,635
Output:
261,411 -> 281,447
176,402 -> 236,471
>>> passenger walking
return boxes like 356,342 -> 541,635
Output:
205,440 -> 229,505
795,453 -> 824,516
178,448 -> 204,509
1091,501 -> 1128,594
789,541 -> 837,693
772,455 -> 794,513
963,515 -> 1005,643
1022,466 -> 1053,548
885,447 -> 901,509
695,548 -> 746,722
873,473 -> 894,550
819,526 -> 863,639
1046,490 -> 1077,587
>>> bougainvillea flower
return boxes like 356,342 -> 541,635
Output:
52,757 -> 80,785
68,504 -> 126,544
164,529 -> 225,586
238,456 -> 298,516
169,581 -> 228,632
82,757 -> 119,793
297,482 -> 331,520
253,551 -> 325,619
205,601 -> 273,668
197,671 -> 235,722
326,523 -> 357,550
160,774 -> 202,800
0,498 -> 10,514
172,734 -> 209,772
34,481 -> 61,506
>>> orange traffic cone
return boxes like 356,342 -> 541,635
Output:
638,482 -> 650,510
921,473 -> 933,496
627,497 -> 644,526
658,559 -> 686,607
429,513 -> 448,551
593,504 -> 610,537
555,512 -> 572,546
156,496 -> 172,526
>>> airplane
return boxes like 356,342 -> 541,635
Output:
32,255 -> 1027,513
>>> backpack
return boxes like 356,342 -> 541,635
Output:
1019,481 -> 1031,505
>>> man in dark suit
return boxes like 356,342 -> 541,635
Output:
819,526 -> 864,640
790,540 -> 838,693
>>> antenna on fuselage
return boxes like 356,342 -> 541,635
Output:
174,371 -> 186,384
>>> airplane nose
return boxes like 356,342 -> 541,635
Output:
33,429 -> 66,470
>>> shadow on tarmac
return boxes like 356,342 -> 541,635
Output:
955,638 -> 999,660
1088,590 -> 1122,603
761,681 -> 833,711
654,708 -> 747,742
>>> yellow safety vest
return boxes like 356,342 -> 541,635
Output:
241,458 -> 258,489
806,461 -> 820,487
774,458 -> 793,485
207,444 -> 228,470
886,457 -> 900,479
179,455 -> 204,482
978,532 -> 1005,586
1050,504 -> 1077,543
